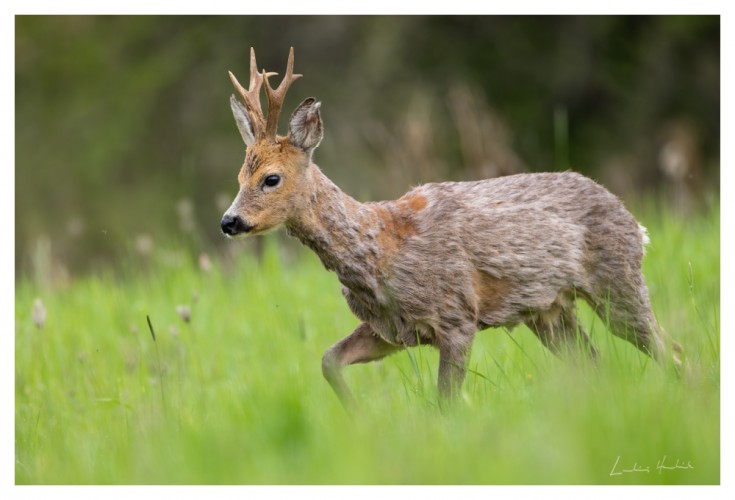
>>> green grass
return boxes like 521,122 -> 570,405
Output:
15,202 -> 720,484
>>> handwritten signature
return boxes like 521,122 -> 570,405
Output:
610,455 -> 694,476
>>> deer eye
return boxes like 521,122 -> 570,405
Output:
262,175 -> 281,189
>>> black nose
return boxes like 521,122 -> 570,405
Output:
220,214 -> 253,236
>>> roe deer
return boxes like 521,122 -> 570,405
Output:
221,47 -> 682,409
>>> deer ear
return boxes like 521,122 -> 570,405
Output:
230,95 -> 256,146
288,97 -> 323,154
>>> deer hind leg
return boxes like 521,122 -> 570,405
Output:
590,280 -> 683,370
525,293 -> 598,358
322,322 -> 402,411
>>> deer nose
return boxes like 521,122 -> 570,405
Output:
220,214 -> 253,236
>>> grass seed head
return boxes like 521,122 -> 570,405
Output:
176,305 -> 191,323
198,252 -> 212,273
135,233 -> 154,256
32,297 -> 46,329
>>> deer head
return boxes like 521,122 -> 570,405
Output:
221,47 -> 324,237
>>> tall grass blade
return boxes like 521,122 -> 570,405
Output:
146,314 -> 166,413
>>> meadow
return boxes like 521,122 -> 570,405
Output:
14,201 -> 720,485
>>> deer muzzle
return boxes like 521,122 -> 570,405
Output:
220,213 -> 254,237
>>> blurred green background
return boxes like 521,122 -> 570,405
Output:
15,15 -> 720,280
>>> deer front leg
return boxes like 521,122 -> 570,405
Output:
322,322 -> 401,411
437,334 -> 474,402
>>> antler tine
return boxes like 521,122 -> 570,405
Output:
264,47 -> 303,142
228,48 -> 277,140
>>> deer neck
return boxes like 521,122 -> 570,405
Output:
285,165 -> 383,294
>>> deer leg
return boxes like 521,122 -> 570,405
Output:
594,299 -> 683,371
322,322 -> 401,411
589,282 -> 683,371
437,330 -> 474,402
573,323 -> 599,359
525,299 -> 598,358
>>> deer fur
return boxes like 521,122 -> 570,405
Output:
222,48 -> 682,409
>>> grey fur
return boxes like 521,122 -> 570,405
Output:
283,167 -> 682,407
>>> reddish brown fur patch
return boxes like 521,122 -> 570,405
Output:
374,206 -> 398,255
472,270 -> 511,317
376,193 -> 427,251
401,193 -> 428,212
374,204 -> 419,256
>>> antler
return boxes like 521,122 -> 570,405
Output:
228,48 -> 277,140
264,47 -> 302,143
